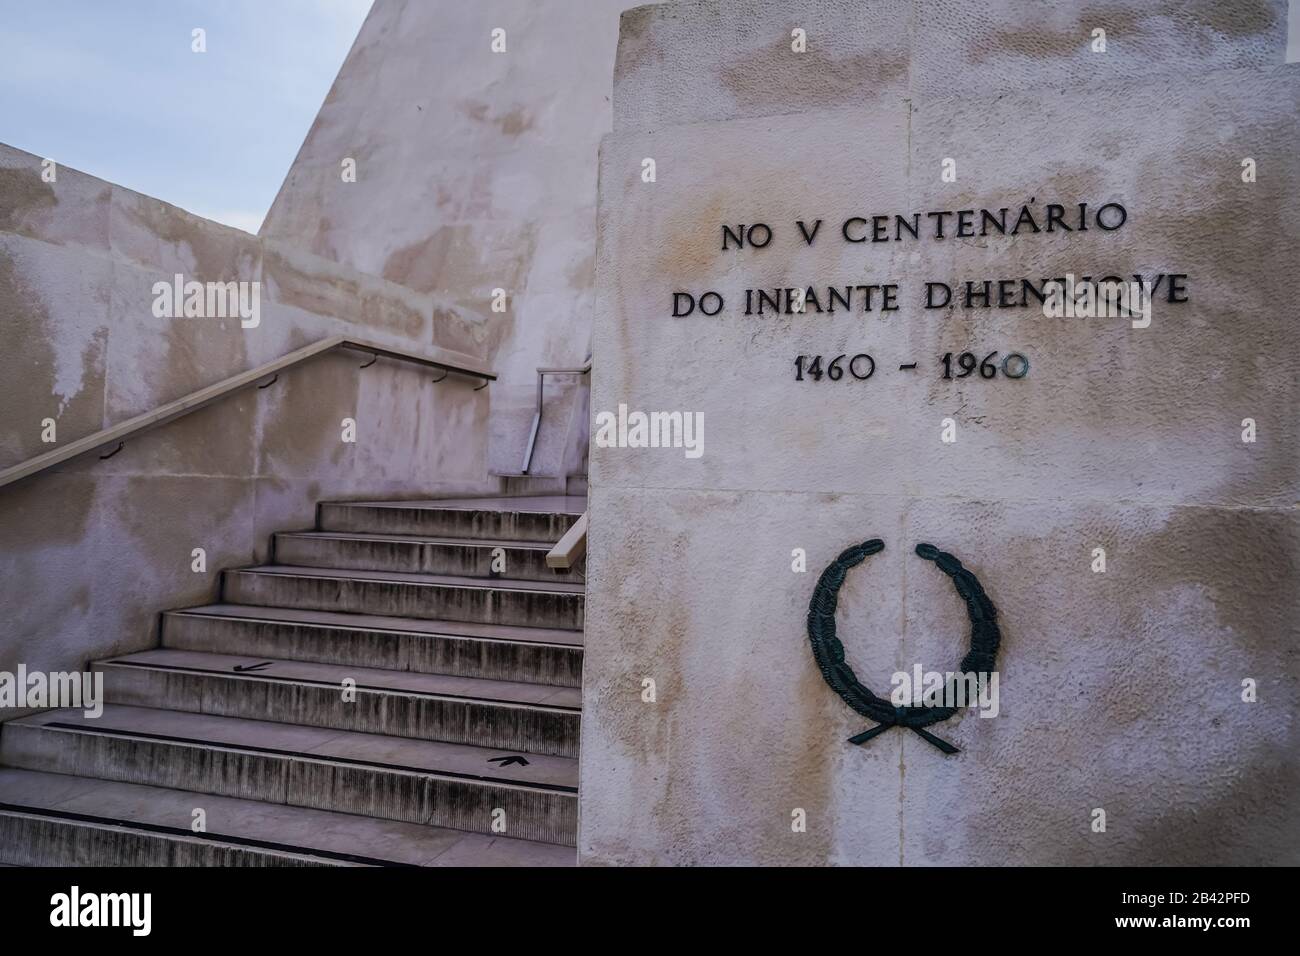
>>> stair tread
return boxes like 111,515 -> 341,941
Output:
14,705 -> 579,789
233,565 -> 586,594
0,768 -> 573,867
276,530 -> 556,550
329,496 -> 586,514
167,604 -> 584,647
96,649 -> 582,709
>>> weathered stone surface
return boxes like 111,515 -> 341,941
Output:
0,138 -> 502,682
271,530 -> 567,582
584,0 -> 1300,864
260,0 -> 627,479
614,0 -> 911,130
161,605 -> 584,686
1,707 -> 580,847
0,1 -> 609,863
582,486 -> 1298,864
94,653 -> 581,757
0,473 -> 253,681
0,150 -> 111,253
0,233 -> 111,469
0,768 -> 573,866
222,566 -> 585,631
592,72 -> 1299,506
0,770 -> 574,868
317,497 -> 584,542
613,0 -> 1291,130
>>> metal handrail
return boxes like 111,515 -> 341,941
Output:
520,358 -> 591,474
0,335 -> 495,491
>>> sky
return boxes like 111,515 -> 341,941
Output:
0,0 -> 373,233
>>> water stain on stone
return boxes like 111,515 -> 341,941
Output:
0,474 -> 100,673
565,248 -> 597,292
0,474 -> 97,555
1178,0 -> 1279,38
265,245 -> 425,339
1126,744 -> 1298,864
653,197 -> 726,284
431,301 -> 515,362
967,0 -> 1277,66
0,166 -> 57,234
457,100 -> 535,137
0,253 -> 108,467
719,34 -> 906,113
156,310 -> 248,408
112,190 -> 258,279
613,5 -> 665,80
781,659 -> 838,862
497,107 -> 534,137
968,13 -> 1135,64
384,221 -> 537,304
255,352 -> 358,478
1127,506 -> 1298,656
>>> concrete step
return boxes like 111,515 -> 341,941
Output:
162,604 -> 583,687
0,768 -> 573,866
1,707 -> 579,846
273,531 -> 578,584
93,649 -> 580,757
318,496 -> 586,543
494,475 -> 569,497
223,566 -> 585,630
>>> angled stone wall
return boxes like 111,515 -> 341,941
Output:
0,144 -> 496,703
1,0 -> 641,721
261,0 -> 642,478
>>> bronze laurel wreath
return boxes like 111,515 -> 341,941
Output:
806,539 -> 1001,754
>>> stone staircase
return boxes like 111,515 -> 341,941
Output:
0,496 -> 587,867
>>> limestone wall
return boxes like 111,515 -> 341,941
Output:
261,0 -> 642,479
0,143 -> 496,695
0,0 -> 641,705
582,0 -> 1299,864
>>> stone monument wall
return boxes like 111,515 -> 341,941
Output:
582,0 -> 1299,865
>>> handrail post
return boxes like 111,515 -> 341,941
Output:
520,359 -> 591,475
